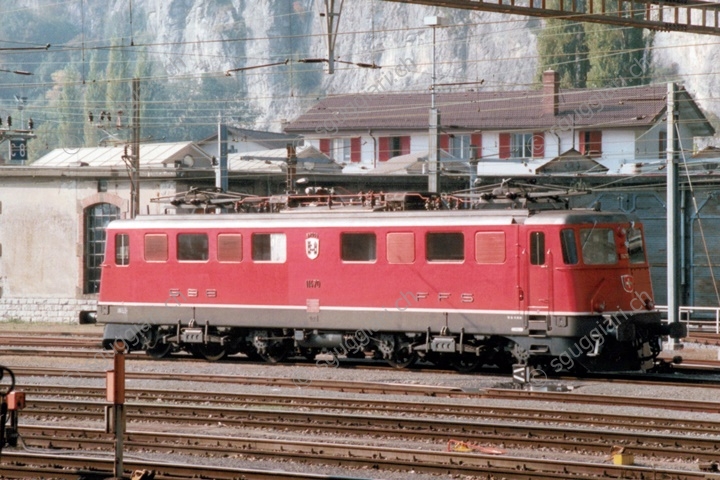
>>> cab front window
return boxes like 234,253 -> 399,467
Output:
580,227 -> 617,265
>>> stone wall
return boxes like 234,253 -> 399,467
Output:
0,297 -> 97,323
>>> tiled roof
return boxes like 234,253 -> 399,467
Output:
285,85 -> 713,136
228,145 -> 342,173
198,127 -> 300,149
361,150 -> 468,175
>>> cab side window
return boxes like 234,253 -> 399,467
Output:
530,232 -> 545,265
115,233 -> 129,265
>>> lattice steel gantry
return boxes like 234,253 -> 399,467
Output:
383,0 -> 720,36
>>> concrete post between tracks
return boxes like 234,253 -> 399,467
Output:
105,340 -> 126,479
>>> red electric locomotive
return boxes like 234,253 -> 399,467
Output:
97,191 -> 682,372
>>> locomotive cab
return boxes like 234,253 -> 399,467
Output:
514,212 -> 681,372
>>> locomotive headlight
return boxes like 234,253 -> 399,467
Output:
593,300 -> 606,313
644,298 -> 654,310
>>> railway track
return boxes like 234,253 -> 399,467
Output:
13,388 -> 720,464
13,363 -> 720,407
9,425 -> 720,480
0,450 -> 363,480
9,365 -> 469,397
18,384 -> 720,433
5,333 -> 720,478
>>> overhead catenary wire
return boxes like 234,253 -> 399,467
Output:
0,1 -> 718,141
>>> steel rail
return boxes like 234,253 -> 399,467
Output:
11,426 -> 720,480
0,450 -> 367,480
18,399 -> 720,462
9,365 -> 467,396
19,384 -> 720,436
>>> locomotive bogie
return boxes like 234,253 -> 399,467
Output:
96,208 -> 679,372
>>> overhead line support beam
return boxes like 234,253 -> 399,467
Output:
382,0 -> 720,36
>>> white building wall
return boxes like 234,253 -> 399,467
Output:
482,132 -> 501,159
635,124 -> 665,162
360,136 -> 375,167
0,174 -> 178,323
0,177 -> 98,322
599,130 -> 637,172
411,134 -> 427,154
543,132 -> 561,159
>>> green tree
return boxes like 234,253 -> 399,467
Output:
536,0 -> 589,88
585,23 -> 651,87
83,51 -> 107,147
536,0 -> 651,88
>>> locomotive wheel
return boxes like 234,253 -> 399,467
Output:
346,350 -> 366,359
387,349 -> 417,369
144,327 -> 173,359
450,354 -> 482,373
146,342 -> 173,359
379,334 -> 417,369
243,349 -> 265,362
300,348 -> 319,361
251,329 -> 291,363
192,343 -> 227,362
258,342 -> 290,363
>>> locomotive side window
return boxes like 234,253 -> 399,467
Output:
627,226 -> 646,264
530,232 -> 545,265
177,233 -> 209,261
426,232 -> 464,262
475,231 -> 506,264
386,232 -> 414,264
115,233 -> 130,266
560,229 -> 579,265
252,233 -> 287,262
341,233 -> 377,262
580,228 -> 617,265
218,234 -> 243,263
144,234 -> 168,262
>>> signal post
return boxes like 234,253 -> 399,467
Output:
106,341 -> 126,479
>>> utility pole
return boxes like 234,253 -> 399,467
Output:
130,78 -> 141,218
425,16 -> 443,193
322,0 -> 344,74
666,82 -> 681,350
286,143 -> 297,194
215,119 -> 228,192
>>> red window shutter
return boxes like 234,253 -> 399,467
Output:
499,133 -> 511,159
579,132 -> 587,155
589,131 -> 602,155
319,139 -> 331,155
400,136 -> 411,155
350,137 -> 361,163
471,133 -> 482,159
379,137 -> 390,162
440,134 -> 450,152
532,132 -> 544,158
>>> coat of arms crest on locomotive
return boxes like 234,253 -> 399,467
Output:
306,233 -> 320,260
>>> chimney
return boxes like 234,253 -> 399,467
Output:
543,70 -> 559,116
